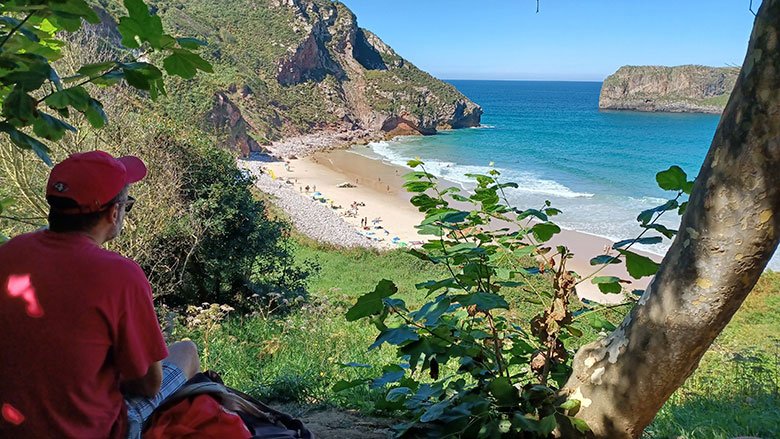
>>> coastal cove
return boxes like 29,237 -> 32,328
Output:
360,80 -> 780,271
244,79 -> 778,304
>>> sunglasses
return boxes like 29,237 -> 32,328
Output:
119,195 -> 136,213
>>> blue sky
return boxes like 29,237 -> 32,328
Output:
339,0 -> 760,81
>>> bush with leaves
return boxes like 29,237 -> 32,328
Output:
151,139 -> 313,311
338,161 -> 694,437
0,0 -> 211,240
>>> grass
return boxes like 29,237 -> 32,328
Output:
644,271 -> 780,438
177,237 -> 780,436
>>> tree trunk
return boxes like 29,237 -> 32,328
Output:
562,1 -> 780,437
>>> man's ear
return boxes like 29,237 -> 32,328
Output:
108,203 -> 120,224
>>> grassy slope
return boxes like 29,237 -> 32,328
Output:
645,273 -> 780,438
180,234 -> 779,436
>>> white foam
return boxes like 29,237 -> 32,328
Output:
369,141 -> 593,199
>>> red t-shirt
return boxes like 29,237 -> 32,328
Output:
0,231 -> 168,438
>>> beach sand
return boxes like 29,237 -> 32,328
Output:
262,148 -> 659,303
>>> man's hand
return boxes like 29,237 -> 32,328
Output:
120,361 -> 163,398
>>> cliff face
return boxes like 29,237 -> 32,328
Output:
599,65 -> 739,114
147,0 -> 481,155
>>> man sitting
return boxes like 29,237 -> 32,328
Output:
0,151 -> 200,438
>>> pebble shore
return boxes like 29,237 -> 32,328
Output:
239,158 -> 383,249
266,129 -> 380,159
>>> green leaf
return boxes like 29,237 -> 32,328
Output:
76,61 -> 116,77
512,414 -> 540,433
568,417 -> 591,433
49,0 -> 100,24
516,208 -> 548,222
411,297 -> 451,325
332,379 -> 368,392
591,276 -> 621,284
84,99 -> 107,129
488,377 -> 519,406
162,48 -> 213,79
618,249 -> 659,279
123,68 -> 150,90
90,70 -> 125,87
345,279 -> 397,321
370,364 -> 405,388
0,16 -> 38,42
641,223 -> 677,239
441,210 -> 469,223
682,180 -> 695,195
410,193 -> 444,211
1,56 -> 52,91
403,180 -> 435,193
591,276 -> 623,293
420,399 -> 450,423
386,387 -> 411,402
560,398 -> 581,412
45,86 -> 90,111
369,326 -> 419,350
32,112 -> 76,141
612,236 -> 662,249
531,222 -> 560,242
0,123 -> 52,165
656,165 -> 687,191
458,292 -> 509,311
539,415 -> 557,436
176,37 -> 207,49
585,313 -> 616,331
2,87 -> 35,126
589,255 -> 620,265
406,159 -> 422,168
637,200 -> 678,225
599,282 -> 622,293
118,0 -> 165,48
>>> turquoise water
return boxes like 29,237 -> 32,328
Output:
356,80 -> 778,270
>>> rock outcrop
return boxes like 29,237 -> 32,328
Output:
205,92 -> 266,157
599,65 -> 739,114
148,0 -> 481,155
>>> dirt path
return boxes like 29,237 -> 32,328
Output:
278,404 -> 393,438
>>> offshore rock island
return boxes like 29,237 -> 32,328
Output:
598,65 -> 739,114
147,0 -> 482,157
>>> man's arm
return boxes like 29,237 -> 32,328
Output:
120,361 -> 162,398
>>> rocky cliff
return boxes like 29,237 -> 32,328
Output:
598,65 -> 739,114
143,0 -> 481,155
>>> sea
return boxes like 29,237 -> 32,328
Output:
354,80 -> 779,271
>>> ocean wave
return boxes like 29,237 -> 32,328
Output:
369,140 -> 593,199
470,124 -> 496,129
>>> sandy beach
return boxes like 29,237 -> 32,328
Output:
243,147 -> 659,303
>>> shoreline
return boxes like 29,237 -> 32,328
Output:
243,143 -> 658,303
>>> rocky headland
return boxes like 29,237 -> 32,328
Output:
598,65 -> 739,114
147,0 -> 482,157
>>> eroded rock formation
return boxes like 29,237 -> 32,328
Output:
599,65 -> 739,114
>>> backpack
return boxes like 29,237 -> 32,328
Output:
144,370 -> 315,439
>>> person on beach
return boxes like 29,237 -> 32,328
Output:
0,151 -> 200,439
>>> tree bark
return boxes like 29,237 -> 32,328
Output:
562,1 -> 780,437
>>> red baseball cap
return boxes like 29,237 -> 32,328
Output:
46,150 -> 147,214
